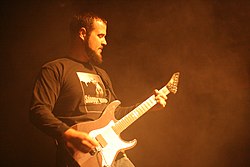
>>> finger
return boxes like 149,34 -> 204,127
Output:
161,100 -> 167,107
81,133 -> 99,146
81,140 -> 96,150
157,98 -> 167,107
155,94 -> 168,102
161,94 -> 168,100
154,89 -> 161,99
79,144 -> 92,153
154,89 -> 168,99
154,89 -> 159,95
71,138 -> 94,153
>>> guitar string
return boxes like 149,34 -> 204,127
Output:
114,95 -> 156,134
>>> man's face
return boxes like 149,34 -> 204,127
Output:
85,19 -> 107,64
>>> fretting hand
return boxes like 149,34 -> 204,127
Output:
152,89 -> 168,111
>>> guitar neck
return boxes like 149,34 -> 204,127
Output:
113,85 -> 170,134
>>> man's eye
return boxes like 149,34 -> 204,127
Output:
98,34 -> 104,38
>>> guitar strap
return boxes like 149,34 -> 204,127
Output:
93,66 -> 118,101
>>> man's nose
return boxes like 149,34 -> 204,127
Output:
102,38 -> 107,46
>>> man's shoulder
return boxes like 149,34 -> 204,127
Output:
42,57 -> 77,68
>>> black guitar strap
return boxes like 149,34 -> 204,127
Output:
93,66 -> 118,100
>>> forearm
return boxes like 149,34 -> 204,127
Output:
30,105 -> 70,139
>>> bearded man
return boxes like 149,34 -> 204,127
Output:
30,12 -> 167,167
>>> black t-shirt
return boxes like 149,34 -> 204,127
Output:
30,58 -> 135,139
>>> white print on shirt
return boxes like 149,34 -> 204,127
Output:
76,72 -> 108,104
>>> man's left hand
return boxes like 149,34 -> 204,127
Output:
152,89 -> 168,111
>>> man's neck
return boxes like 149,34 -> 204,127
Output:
68,43 -> 90,63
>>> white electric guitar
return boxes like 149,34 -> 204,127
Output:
67,72 -> 180,167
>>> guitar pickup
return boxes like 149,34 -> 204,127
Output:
95,134 -> 107,148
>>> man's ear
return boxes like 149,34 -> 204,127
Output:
79,27 -> 87,40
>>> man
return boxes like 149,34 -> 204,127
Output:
30,12 -> 167,167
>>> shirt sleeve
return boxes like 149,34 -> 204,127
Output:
29,65 -> 70,139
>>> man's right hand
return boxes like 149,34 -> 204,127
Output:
63,128 -> 99,153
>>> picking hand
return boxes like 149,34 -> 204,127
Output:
63,128 -> 99,153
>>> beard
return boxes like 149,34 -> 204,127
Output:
84,39 -> 103,65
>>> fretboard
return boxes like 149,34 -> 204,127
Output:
113,85 -> 170,134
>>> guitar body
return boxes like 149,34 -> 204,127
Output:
70,100 -> 137,167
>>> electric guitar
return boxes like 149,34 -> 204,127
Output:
68,72 -> 180,167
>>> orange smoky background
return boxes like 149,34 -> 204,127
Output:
1,0 -> 249,166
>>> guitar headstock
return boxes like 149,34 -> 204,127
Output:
167,72 -> 180,94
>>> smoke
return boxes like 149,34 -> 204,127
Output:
1,0 -> 249,166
